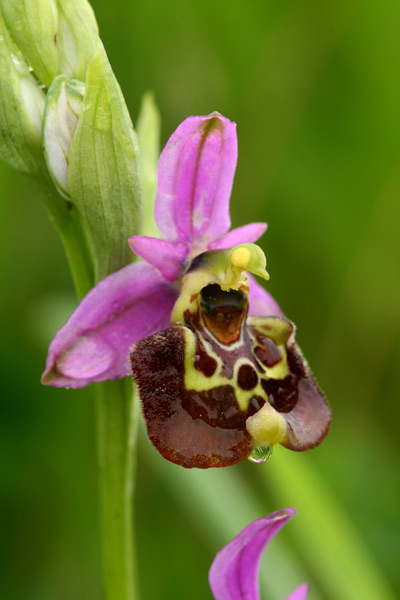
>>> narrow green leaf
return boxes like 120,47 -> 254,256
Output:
265,450 -> 398,600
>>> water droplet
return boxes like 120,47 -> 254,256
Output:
249,445 -> 273,463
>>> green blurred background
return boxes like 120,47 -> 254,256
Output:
1,0 -> 399,599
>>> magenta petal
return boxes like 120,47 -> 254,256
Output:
129,236 -> 189,282
155,113 -> 237,245
248,275 -> 283,317
42,263 -> 178,388
209,223 -> 267,250
209,508 -> 306,600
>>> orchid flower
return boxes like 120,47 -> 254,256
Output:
209,508 -> 308,600
43,112 -> 330,468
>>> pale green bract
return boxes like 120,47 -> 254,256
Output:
67,39 -> 143,282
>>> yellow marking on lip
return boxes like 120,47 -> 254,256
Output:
184,329 -> 261,411
183,328 -> 290,412
232,358 -> 267,411
248,316 -> 293,346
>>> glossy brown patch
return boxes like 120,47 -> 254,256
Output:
200,284 -> 246,344
131,327 -> 260,468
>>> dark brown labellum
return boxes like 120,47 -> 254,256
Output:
131,283 -> 331,468
131,328 -> 261,468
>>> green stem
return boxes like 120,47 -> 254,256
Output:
36,166 -> 139,599
33,165 -> 94,298
96,379 -> 140,600
55,206 -> 94,299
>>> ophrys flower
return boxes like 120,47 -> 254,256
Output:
43,113 -> 330,468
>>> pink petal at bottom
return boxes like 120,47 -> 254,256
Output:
209,508 -> 305,600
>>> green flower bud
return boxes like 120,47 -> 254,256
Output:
67,39 -> 142,281
0,0 -> 60,88
43,74 -> 84,198
0,12 -> 46,174
0,0 -> 98,87
55,0 -> 98,81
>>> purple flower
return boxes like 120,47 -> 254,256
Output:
42,113 -> 278,389
43,112 -> 330,468
209,508 -> 308,600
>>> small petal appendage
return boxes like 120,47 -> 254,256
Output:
129,236 -> 189,282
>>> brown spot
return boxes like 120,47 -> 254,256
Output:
262,374 -> 298,413
287,343 -> 306,377
194,339 -> 217,377
237,364 -> 258,390
254,337 -> 282,367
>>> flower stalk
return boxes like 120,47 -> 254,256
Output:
96,379 -> 140,600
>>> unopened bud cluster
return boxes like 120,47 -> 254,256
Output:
0,0 -> 143,282
0,0 -> 98,175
